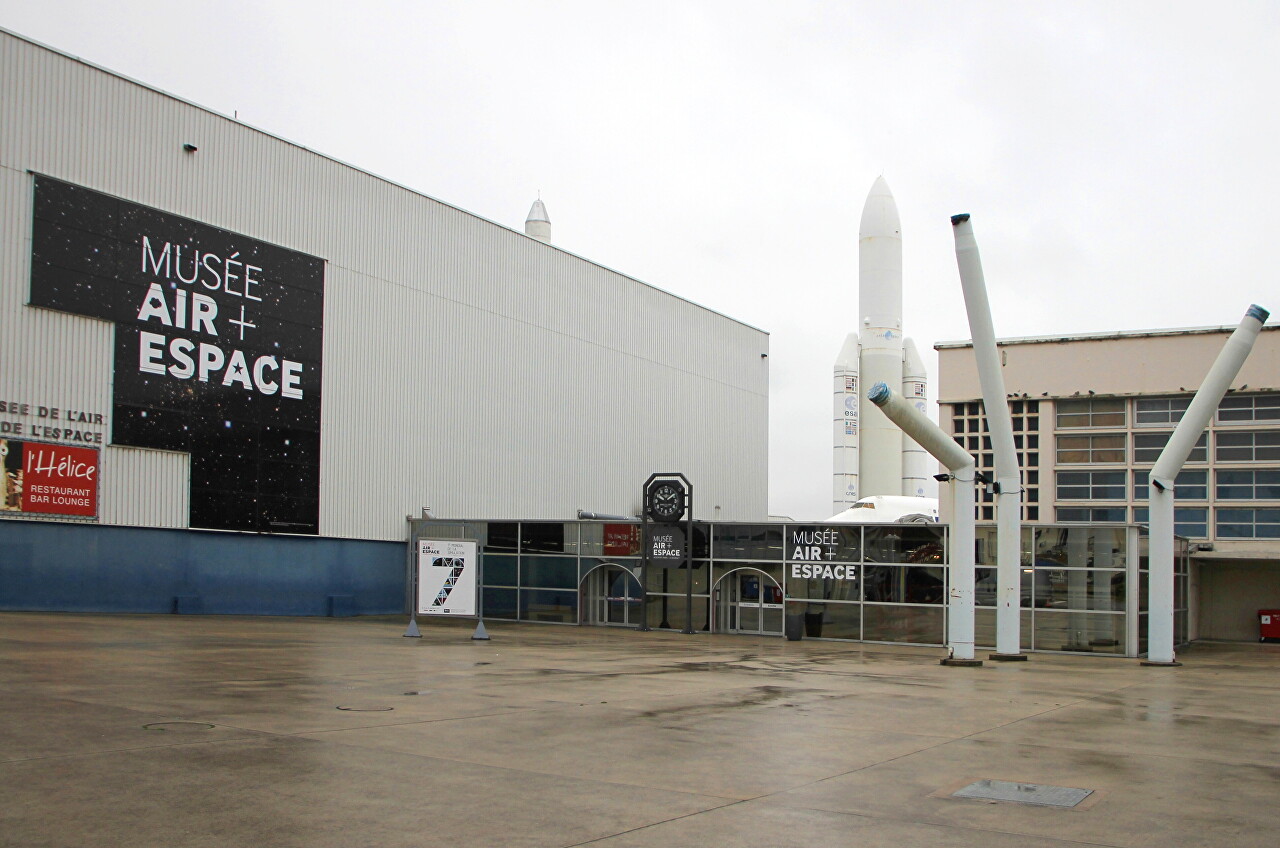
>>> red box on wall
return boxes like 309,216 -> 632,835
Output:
1260,610 -> 1280,643
1,438 -> 99,518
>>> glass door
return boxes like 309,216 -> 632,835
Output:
738,572 -> 763,633
760,579 -> 784,635
715,570 -> 784,636
582,565 -> 641,627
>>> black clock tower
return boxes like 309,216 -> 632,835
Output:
641,473 -> 694,634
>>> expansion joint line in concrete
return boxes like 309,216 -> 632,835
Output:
1,734 -> 266,766
562,798 -> 748,847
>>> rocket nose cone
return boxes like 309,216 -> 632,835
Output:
834,332 -> 861,367
859,176 -> 900,238
526,198 -> 550,224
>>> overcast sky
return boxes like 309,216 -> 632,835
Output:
3,1 -> 1277,520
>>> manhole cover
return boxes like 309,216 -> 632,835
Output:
954,779 -> 1092,808
336,705 -> 394,712
142,722 -> 216,732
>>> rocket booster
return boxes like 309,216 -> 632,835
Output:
832,177 -> 930,514
833,332 -> 861,509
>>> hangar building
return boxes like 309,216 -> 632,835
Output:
0,28 -> 770,616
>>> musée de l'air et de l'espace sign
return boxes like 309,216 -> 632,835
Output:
28,176 -> 326,533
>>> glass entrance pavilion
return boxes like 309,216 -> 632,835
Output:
411,520 -> 1187,657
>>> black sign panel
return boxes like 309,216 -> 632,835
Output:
648,524 -> 687,568
30,177 -> 325,533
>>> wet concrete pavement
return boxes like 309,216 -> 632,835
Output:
1,612 -> 1277,847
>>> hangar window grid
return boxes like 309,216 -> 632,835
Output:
1215,508 -> 1280,539
1135,396 -> 1191,426
1056,433 -> 1127,465
1216,393 -> 1280,424
1057,470 -> 1127,501
1133,470 -> 1209,502
1132,507 -> 1209,539
946,392 -> 1280,541
1057,507 -> 1127,523
1133,431 -> 1208,464
1052,399 -> 1197,534
1216,469 -> 1280,500
1049,395 -> 1279,542
1215,430 -> 1280,462
950,399 -> 1040,522
1056,397 -> 1127,429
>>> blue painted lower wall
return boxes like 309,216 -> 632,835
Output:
0,520 -> 406,616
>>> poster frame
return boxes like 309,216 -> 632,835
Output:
415,538 -> 480,617
0,436 -> 101,520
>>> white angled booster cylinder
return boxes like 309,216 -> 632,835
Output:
868,382 -> 978,662
1147,304 -> 1269,664
901,338 -> 930,498
951,213 -> 1023,659
858,177 -> 905,498
833,333 -> 861,511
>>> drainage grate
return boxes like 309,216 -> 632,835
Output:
142,722 -> 216,732
953,779 -> 1093,808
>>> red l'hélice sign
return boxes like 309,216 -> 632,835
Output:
21,441 -> 99,517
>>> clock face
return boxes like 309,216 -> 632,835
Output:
649,482 -> 685,522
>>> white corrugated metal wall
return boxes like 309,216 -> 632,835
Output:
0,30 -> 769,541
99,447 -> 189,528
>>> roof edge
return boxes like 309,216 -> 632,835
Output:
936,322 -> 1278,350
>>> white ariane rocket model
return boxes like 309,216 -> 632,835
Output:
833,177 -> 930,513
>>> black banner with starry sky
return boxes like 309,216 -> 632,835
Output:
29,176 -> 325,534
